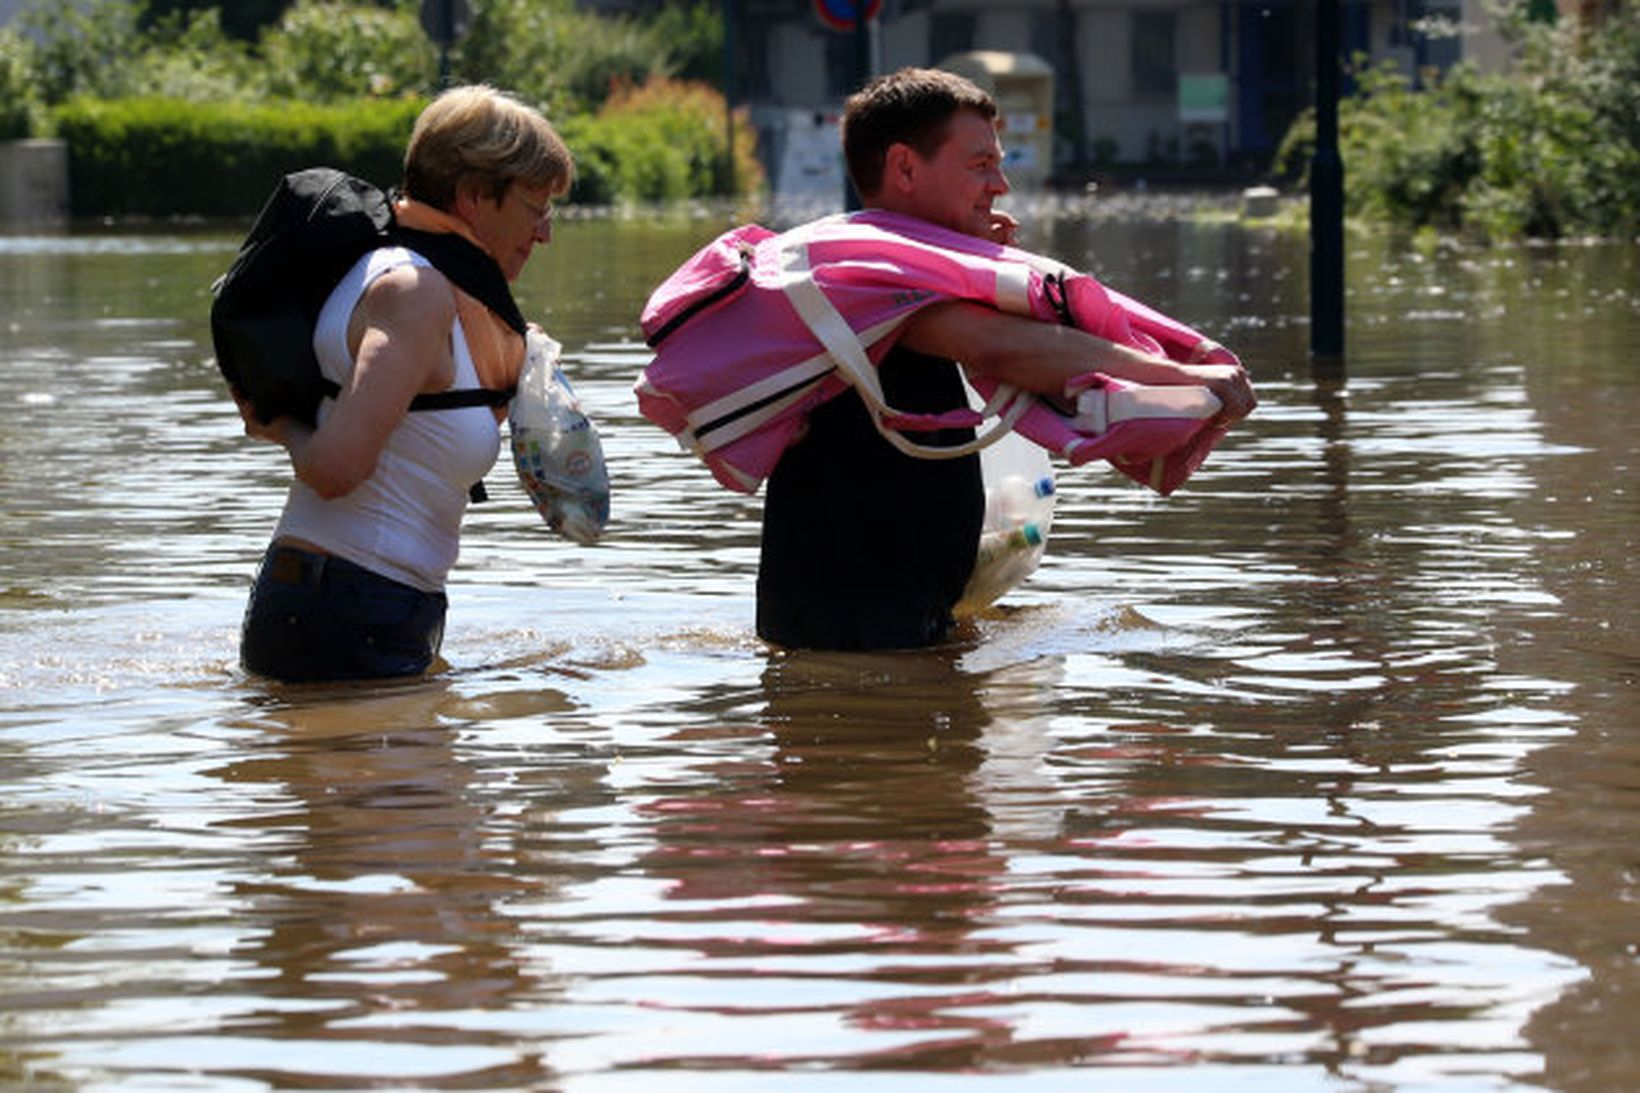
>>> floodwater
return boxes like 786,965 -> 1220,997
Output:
1,201 -> 1635,1091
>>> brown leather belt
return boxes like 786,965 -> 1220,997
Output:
265,544 -> 335,587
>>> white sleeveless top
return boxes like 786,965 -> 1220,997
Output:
275,247 -> 502,592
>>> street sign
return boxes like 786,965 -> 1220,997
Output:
1177,74 -> 1228,123
814,0 -> 881,32
419,0 -> 473,46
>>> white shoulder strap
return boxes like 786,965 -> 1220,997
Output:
776,221 -> 1030,461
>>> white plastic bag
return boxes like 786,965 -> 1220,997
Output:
953,430 -> 1056,617
509,330 -> 610,545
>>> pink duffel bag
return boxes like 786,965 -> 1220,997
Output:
637,209 -> 1238,495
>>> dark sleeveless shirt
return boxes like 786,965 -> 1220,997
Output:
755,346 -> 983,650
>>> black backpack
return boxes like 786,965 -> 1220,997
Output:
210,167 -> 527,426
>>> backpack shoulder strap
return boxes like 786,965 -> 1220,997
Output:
304,232 -> 522,414
408,387 -> 514,411
390,225 -> 527,335
390,224 -> 525,413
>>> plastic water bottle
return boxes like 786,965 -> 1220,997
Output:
956,472 -> 1056,616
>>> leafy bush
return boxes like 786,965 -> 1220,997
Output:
1353,62 -> 1483,230
124,7 -> 263,102
649,2 -> 726,85
1274,6 -> 1640,240
1273,61 -> 1481,231
17,0 -> 143,104
559,77 -> 764,204
55,96 -> 422,216
261,1 -> 435,101
451,0 -> 675,117
143,0 -> 293,42
0,29 -> 38,139
11,0 -> 728,122
23,0 -> 758,216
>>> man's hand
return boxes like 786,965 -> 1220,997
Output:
986,210 -> 1019,246
1183,364 -> 1258,426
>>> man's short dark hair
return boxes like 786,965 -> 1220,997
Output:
842,67 -> 998,199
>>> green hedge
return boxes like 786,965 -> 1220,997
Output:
55,96 -> 424,217
54,83 -> 764,218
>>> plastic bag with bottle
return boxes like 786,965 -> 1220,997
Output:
953,430 -> 1057,617
509,329 -> 611,545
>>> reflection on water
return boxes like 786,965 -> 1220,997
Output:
0,212 -> 1636,1090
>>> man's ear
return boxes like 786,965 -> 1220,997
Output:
880,141 -> 919,196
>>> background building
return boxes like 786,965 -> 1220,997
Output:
0,0 -> 1518,195
716,0 -> 1508,192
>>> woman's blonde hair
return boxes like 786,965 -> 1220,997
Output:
403,85 -> 573,209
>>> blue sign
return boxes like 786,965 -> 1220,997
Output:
814,0 -> 882,32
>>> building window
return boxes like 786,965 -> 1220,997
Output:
1411,0 -> 1463,74
1030,10 -> 1060,65
738,15 -> 771,99
930,11 -> 976,63
1132,10 -> 1177,96
826,29 -> 868,97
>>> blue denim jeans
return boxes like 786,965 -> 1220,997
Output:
240,543 -> 447,683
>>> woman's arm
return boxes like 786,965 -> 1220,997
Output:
237,265 -> 458,499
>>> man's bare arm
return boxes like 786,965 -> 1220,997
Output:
896,300 -> 1257,424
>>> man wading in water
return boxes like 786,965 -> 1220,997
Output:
754,67 -> 1257,651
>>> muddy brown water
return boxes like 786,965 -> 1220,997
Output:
1,205 -> 1635,1090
